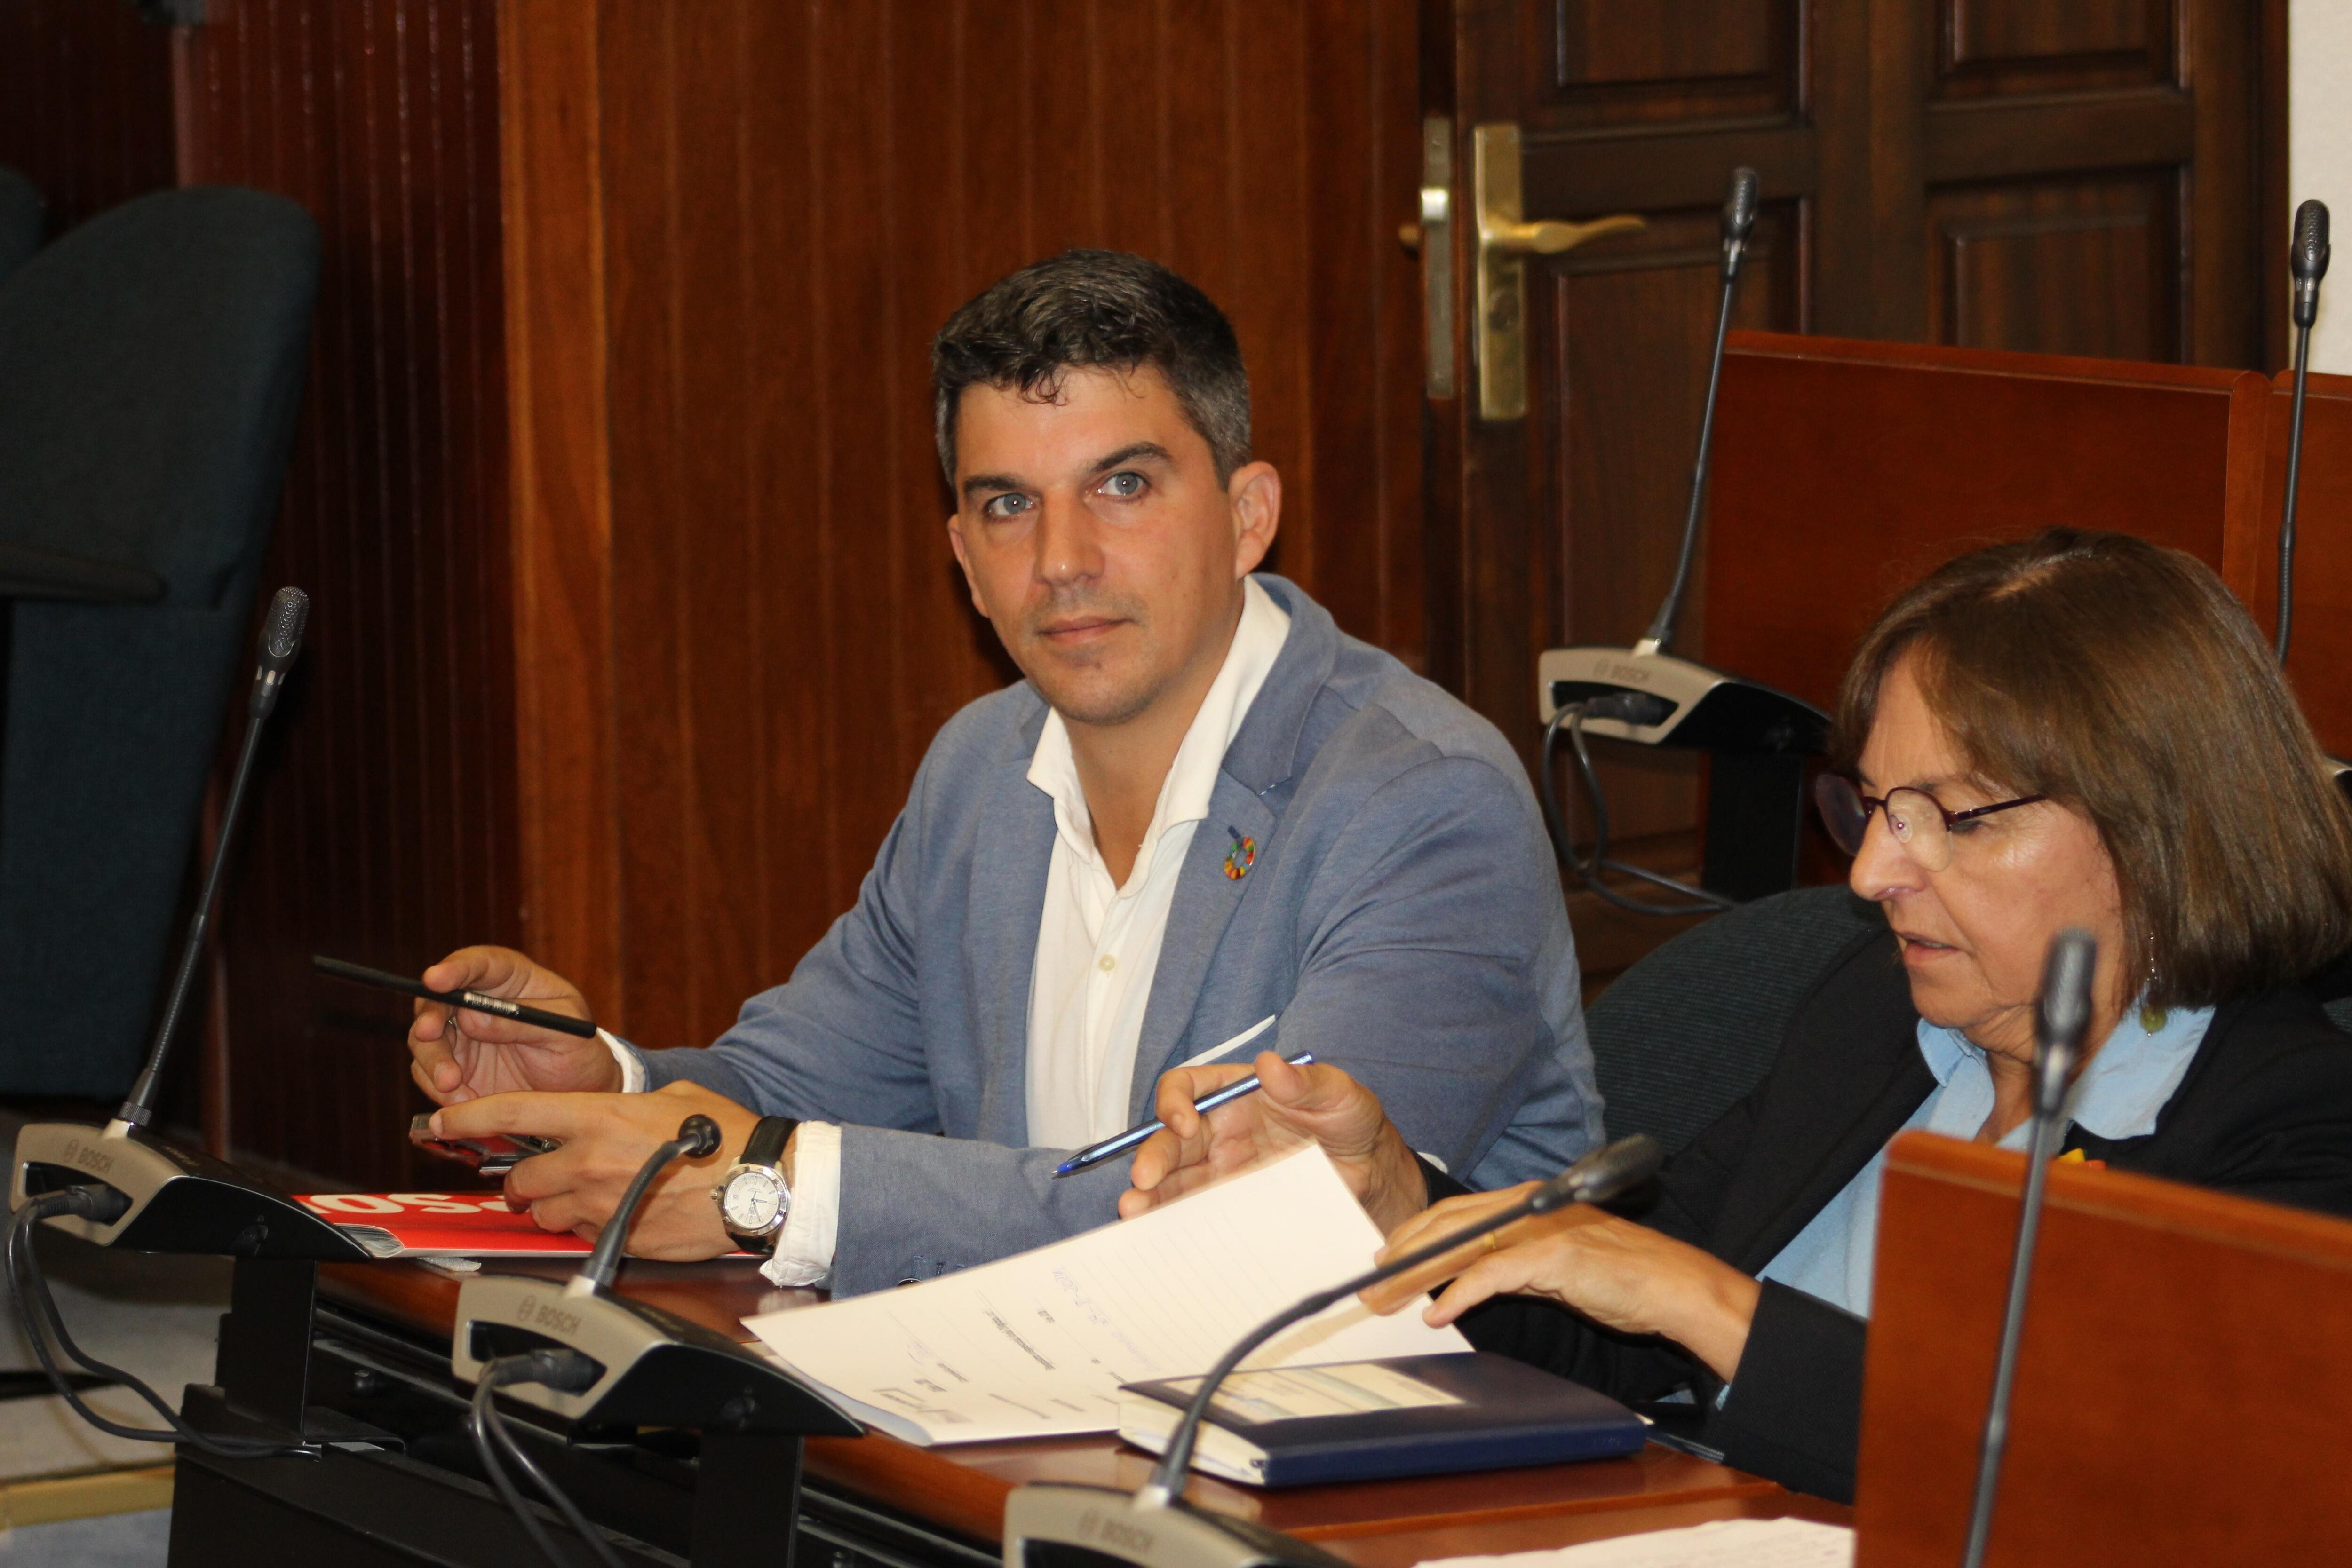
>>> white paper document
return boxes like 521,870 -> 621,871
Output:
744,1146 -> 1468,1445
1417,1519 -> 1853,1568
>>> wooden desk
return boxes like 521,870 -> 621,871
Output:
315,1258 -> 1843,1559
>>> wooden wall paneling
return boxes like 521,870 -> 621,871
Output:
0,0 -> 176,239
1704,332 -> 2263,718
500,0 -> 622,1036
498,0 -> 1425,1061
183,0 -> 518,1187
1303,0 -> 1426,664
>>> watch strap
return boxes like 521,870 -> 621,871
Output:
740,1115 -> 798,1172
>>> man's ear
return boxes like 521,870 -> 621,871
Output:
946,514 -> 990,618
1226,460 -> 1282,578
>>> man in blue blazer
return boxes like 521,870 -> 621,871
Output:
411,250 -> 1602,1296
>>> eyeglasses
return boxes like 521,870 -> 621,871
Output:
1812,774 -> 2045,872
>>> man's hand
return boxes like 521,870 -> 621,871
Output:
1120,1052 -> 1428,1232
1359,1185 -> 1761,1384
428,1083 -> 766,1259
407,946 -> 618,1105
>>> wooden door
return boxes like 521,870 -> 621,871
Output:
1422,0 -> 2287,987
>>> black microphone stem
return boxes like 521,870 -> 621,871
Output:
1959,930 -> 2094,1568
573,1116 -> 721,1294
1642,276 -> 1736,657
1956,1087 -> 2067,1568
114,707 -> 268,1130
1640,167 -> 1756,658
2277,320 -> 2313,665
115,586 -> 309,1131
2279,198 -> 2329,666
1139,1135 -> 1661,1506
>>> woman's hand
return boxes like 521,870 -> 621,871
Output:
1120,1052 -> 1429,1233
1362,1184 -> 1762,1383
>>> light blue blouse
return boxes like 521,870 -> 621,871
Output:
1755,1003 -> 2213,1319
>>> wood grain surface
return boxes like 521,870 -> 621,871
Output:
1706,330 -> 2264,719
1857,1132 -> 2352,1564
498,0 -> 1429,1058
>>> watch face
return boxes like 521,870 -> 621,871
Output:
722,1168 -> 786,1234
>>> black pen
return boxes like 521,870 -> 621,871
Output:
312,954 -> 601,1041
1050,1051 -> 1317,1178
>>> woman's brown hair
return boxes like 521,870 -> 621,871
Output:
1833,529 -> 2352,1008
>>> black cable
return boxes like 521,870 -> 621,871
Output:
470,1353 -> 627,1568
5,1194 -> 312,1459
1539,703 -> 1736,917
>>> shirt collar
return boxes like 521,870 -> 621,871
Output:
1026,577 -> 1293,872
1915,1000 -> 2214,1143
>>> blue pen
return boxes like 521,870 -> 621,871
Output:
1049,1051 -> 1317,1178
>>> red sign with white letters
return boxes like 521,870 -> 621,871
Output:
293,1192 -> 592,1257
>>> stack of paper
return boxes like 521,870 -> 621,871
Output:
745,1147 -> 1468,1444
1417,1519 -> 1853,1568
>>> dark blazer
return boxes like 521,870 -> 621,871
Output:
1443,927 -> 2352,1503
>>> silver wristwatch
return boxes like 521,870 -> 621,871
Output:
713,1116 -> 798,1256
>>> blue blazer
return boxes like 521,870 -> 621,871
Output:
636,576 -> 1603,1295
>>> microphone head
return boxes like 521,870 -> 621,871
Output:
2292,200 -> 2330,328
677,1115 -> 722,1158
2293,200 -> 2331,283
260,586 -> 310,670
2034,928 -> 2097,1053
1533,1133 -> 1664,1211
1722,167 -> 1761,244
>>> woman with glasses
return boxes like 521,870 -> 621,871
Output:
1121,529 -> 2352,1502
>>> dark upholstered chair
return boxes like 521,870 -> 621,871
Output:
1586,886 -> 1883,1154
0,186 -> 318,1094
0,168 -> 40,283
1590,889 -> 2352,1155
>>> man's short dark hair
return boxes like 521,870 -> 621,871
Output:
931,249 -> 1251,485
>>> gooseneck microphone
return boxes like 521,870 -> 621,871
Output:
1638,166 -> 1758,660
2277,200 -> 2330,665
1000,1137 -> 1663,1568
1959,929 -> 2097,1568
451,1116 -> 861,1568
1534,166 -> 1822,915
115,586 -> 310,1131
572,1114 -> 723,1295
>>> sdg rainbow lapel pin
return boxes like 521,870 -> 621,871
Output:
1223,826 -> 1256,880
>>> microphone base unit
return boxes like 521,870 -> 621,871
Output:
10,1120 -> 368,1259
451,1272 -> 865,1435
1003,1482 -> 1349,1568
1536,646 -> 1827,754
1536,647 -> 1830,903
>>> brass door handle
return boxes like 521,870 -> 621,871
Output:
1482,214 -> 1646,257
1473,123 -> 1644,420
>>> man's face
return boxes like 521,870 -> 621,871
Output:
946,367 -> 1279,729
